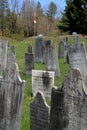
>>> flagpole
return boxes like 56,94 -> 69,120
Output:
34,12 -> 37,37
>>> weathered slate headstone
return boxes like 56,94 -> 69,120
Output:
11,46 -> 16,56
68,43 -> 87,83
25,53 -> 34,74
28,44 -> 32,53
35,34 -> 43,62
32,70 -> 54,98
42,40 -> 51,64
63,36 -> 68,46
45,45 -> 60,77
72,33 -> 79,44
58,41 -> 65,58
0,47 -> 26,130
50,68 -> 87,130
30,91 -> 50,130
0,40 -> 8,71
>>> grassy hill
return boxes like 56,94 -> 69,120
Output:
7,34 -> 87,130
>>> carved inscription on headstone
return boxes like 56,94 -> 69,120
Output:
32,70 -> 54,98
30,91 -> 50,130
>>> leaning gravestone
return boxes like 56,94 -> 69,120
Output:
45,45 -> 60,77
35,34 -> 43,62
58,41 -> 65,58
25,53 -> 34,74
32,70 -> 54,98
50,68 -> 87,130
30,91 -> 50,130
68,43 -> 87,83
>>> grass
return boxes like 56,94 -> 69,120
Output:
4,34 -> 87,130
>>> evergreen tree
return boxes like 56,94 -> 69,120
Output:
46,2 -> 57,21
59,0 -> 87,34
0,0 -> 10,36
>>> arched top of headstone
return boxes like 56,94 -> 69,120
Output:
72,32 -> 77,35
32,91 -> 50,108
62,68 -> 87,97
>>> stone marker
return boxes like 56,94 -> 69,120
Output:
45,45 -> 60,77
35,34 -> 43,62
68,43 -> 87,83
32,70 -> 54,98
11,46 -> 16,56
58,41 -> 65,58
30,91 -> 50,130
0,40 -> 8,72
25,53 -> 34,74
0,47 -> 26,130
72,33 -> 79,44
28,44 -> 32,53
50,68 -> 87,130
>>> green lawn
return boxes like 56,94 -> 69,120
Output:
8,34 -> 87,130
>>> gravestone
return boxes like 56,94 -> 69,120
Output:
32,70 -> 54,98
45,45 -> 60,77
58,41 -> 65,58
72,33 -> 79,44
28,44 -> 32,53
42,40 -> 51,64
68,43 -> 87,83
0,40 -> 8,72
35,34 -> 43,62
63,36 -> 68,46
30,91 -> 50,130
25,53 -> 34,74
50,68 -> 87,130
0,47 -> 26,130
11,46 -> 16,56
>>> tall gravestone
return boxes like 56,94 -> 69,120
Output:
42,40 -> 51,64
58,41 -> 65,58
35,34 -> 43,62
30,91 -> 50,130
0,47 -> 26,130
32,70 -> 54,98
72,33 -> 79,44
28,44 -> 32,53
45,45 -> 60,77
0,40 -> 8,72
50,68 -> 87,130
25,53 -> 34,74
68,43 -> 87,83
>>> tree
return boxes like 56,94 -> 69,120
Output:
59,0 -> 87,34
20,0 -> 36,37
46,2 -> 57,21
0,0 -> 10,36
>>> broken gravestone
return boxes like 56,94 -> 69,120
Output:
30,91 -> 50,130
58,41 -> 65,58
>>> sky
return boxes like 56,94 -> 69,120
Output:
18,0 -> 66,11
35,0 -> 66,10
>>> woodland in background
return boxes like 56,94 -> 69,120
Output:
0,0 -> 87,40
